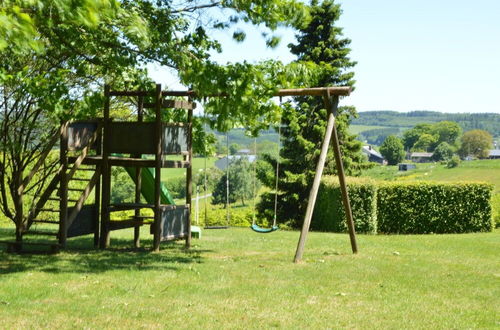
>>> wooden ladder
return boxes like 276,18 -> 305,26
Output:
22,121 -> 102,249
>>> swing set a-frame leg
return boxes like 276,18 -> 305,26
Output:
293,93 -> 358,263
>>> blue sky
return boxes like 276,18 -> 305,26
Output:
149,0 -> 500,113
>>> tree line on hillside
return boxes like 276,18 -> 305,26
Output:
353,111 -> 500,138
378,121 -> 494,165
357,127 -> 400,145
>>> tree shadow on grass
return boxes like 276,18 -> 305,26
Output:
0,228 -> 212,275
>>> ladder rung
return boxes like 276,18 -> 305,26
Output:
68,188 -> 85,192
24,230 -> 59,237
71,178 -> 91,182
32,219 -> 59,224
49,197 -> 79,203
132,215 -> 155,219
38,208 -> 59,212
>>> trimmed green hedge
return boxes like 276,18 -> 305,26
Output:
201,206 -> 267,228
313,176 -> 377,234
377,182 -> 493,234
313,178 -> 493,234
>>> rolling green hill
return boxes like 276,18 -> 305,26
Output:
353,111 -> 500,137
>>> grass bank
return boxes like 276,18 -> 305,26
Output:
0,227 -> 498,328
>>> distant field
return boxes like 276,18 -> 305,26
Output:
362,159 -> 500,193
161,156 -> 217,181
348,124 -> 392,135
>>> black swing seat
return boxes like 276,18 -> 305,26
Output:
250,224 -> 279,233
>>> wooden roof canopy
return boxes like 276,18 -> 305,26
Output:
108,86 -> 352,98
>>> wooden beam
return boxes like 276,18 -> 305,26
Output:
153,84 -> 162,252
66,156 -> 190,169
293,93 -> 339,263
59,122 -> 69,247
134,96 -> 144,248
328,96 -> 358,254
185,99 -> 193,248
109,220 -> 146,231
108,91 -> 154,97
275,87 -> 351,97
143,99 -> 196,110
100,85 -> 111,249
161,86 -> 351,98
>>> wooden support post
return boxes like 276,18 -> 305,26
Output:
134,96 -> 144,248
93,123 -> 102,248
153,84 -> 162,252
93,169 -> 101,247
100,85 -> 111,249
328,99 -> 358,254
293,93 -> 338,263
185,99 -> 193,248
59,122 -> 68,248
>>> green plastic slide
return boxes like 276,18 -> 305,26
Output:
123,166 -> 175,205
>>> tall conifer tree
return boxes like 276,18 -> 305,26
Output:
257,0 -> 367,227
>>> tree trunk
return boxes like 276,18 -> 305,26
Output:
12,170 -> 24,243
15,223 -> 22,243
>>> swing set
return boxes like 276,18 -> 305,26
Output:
200,106 -> 281,234
198,87 -> 358,261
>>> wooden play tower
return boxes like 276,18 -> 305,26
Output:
16,84 -> 194,252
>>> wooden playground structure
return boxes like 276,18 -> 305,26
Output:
11,84 -> 194,252
8,84 -> 358,261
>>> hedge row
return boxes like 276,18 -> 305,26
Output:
377,182 -> 493,234
199,206 -> 266,228
314,176 -> 377,234
313,176 -> 493,234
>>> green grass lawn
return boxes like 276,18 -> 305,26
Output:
0,226 -> 498,328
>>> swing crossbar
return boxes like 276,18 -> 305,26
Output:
251,224 -> 279,233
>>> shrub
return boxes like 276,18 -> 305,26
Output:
313,176 -> 377,234
447,155 -> 460,168
111,172 -> 135,204
377,182 -> 493,234
201,206 -> 264,228
163,177 -> 187,199
432,142 -> 454,161
380,135 -> 405,165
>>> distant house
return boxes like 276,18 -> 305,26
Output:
215,155 -> 257,171
362,145 -> 385,164
410,152 -> 434,163
488,149 -> 500,159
